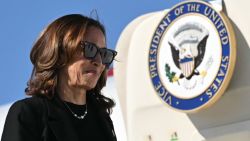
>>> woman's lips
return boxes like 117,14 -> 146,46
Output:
85,70 -> 97,75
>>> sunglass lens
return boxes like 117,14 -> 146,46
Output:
84,43 -> 98,58
100,49 -> 115,64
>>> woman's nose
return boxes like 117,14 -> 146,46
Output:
92,52 -> 102,66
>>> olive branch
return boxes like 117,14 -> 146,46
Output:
165,63 -> 180,85
165,63 -> 176,83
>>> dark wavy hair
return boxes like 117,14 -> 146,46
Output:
25,14 -> 115,114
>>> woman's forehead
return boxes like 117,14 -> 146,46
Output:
84,26 -> 106,48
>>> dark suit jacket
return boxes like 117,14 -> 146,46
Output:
1,95 -> 117,141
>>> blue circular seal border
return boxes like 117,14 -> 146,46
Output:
148,1 -> 236,112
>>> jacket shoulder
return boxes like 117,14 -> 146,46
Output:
7,96 -> 47,123
9,96 -> 46,113
1,96 -> 47,141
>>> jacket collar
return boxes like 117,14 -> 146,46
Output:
87,94 -> 117,141
46,95 -> 79,141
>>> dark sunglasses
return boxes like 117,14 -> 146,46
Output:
80,41 -> 117,66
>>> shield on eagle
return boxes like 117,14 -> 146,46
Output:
179,58 -> 195,77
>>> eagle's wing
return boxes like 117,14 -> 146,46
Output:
195,35 -> 209,68
169,42 -> 180,69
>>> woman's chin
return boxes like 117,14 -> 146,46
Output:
79,83 -> 96,90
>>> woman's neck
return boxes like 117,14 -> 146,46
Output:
57,84 -> 87,105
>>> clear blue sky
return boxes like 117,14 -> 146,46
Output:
0,0 -> 182,105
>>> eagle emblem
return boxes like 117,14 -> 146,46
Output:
166,22 -> 210,89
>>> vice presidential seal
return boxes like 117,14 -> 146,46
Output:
148,0 -> 236,112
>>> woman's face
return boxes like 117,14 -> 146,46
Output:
62,26 -> 106,90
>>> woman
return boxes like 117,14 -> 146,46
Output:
1,14 -> 117,141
